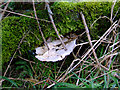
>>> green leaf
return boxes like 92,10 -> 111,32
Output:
72,72 -> 90,88
0,76 -> 18,87
54,82 -> 80,88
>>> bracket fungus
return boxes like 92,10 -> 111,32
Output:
35,37 -> 77,62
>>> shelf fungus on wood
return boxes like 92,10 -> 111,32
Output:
35,37 -> 77,62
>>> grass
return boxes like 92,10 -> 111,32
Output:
1,1 -> 120,89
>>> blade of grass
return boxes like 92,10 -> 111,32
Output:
0,76 -> 18,87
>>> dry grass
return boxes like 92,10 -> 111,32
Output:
1,1 -> 120,89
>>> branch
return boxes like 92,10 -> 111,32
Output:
0,0 -> 11,20
110,0 -> 117,21
32,0 -> 49,50
80,12 -> 100,67
0,8 -> 51,22
45,2 -> 67,50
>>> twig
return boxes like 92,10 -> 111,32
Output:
59,20 -> 117,80
76,45 -> 82,57
110,41 -> 120,48
0,8 -> 51,22
4,12 -> 11,18
101,52 -> 120,65
18,56 -> 52,69
45,2 -> 67,50
76,40 -> 97,46
99,45 -> 120,64
32,0 -> 49,50
18,56 -> 35,64
104,43 -> 111,55
110,0 -> 117,21
91,69 -> 118,80
90,16 -> 112,28
85,67 -> 96,80
76,61 -> 84,86
79,69 -> 117,86
33,79 -> 47,86
30,62 -> 36,75
72,52 -> 77,59
0,0 -> 11,20
60,59 -> 81,82
64,62 -> 95,84
113,7 -> 120,21
30,31 -> 41,42
108,34 -> 118,69
55,57 -> 66,79
80,11 -> 100,68
0,2 -> 7,7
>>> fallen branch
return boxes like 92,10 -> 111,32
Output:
110,0 -> 117,21
0,8 -> 51,22
32,0 -> 49,50
80,11 -> 100,68
0,0 -> 11,20
45,1 -> 67,50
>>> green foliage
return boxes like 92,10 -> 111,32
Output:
0,76 -> 18,87
54,82 -> 80,88
52,2 -> 120,39
2,2 -> 120,65
2,16 -> 42,64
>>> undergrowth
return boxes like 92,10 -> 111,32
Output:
1,1 -> 120,89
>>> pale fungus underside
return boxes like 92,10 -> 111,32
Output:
35,37 -> 77,62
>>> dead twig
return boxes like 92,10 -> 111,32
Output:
110,0 -> 117,21
80,11 -> 100,68
59,59 -> 81,82
18,56 -> 52,69
76,40 -> 97,46
0,8 -> 51,22
30,31 -> 41,42
45,2 -> 67,50
58,20 -> 117,81
64,62 -> 95,84
110,41 -> 120,48
18,56 -> 35,64
90,16 -> 112,28
32,0 -> 49,50
0,0 -> 11,20
101,52 -> 120,64
0,2 -> 7,7
33,79 -> 48,86
55,57 -> 67,79
113,7 -> 120,21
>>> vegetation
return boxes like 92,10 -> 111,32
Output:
1,1 -> 120,89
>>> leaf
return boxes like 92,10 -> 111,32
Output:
0,76 -> 18,87
54,82 -> 80,88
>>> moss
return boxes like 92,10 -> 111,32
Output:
2,2 -> 120,64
